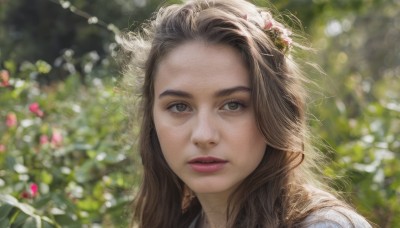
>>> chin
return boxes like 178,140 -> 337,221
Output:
187,180 -> 238,196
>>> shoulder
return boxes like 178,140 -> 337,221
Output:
303,206 -> 372,228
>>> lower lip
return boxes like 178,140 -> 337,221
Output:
189,162 -> 227,173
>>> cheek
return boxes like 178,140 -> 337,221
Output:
157,128 -> 179,151
154,122 -> 170,152
230,114 -> 265,144
155,129 -> 189,175
242,132 -> 266,174
153,114 -> 186,160
232,118 -> 266,159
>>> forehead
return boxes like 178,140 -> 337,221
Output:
154,41 -> 250,91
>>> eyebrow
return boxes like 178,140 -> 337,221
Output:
215,86 -> 251,97
158,86 -> 251,99
158,90 -> 193,99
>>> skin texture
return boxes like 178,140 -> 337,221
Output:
153,41 -> 267,227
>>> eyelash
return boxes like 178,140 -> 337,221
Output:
167,102 -> 191,113
221,100 -> 247,111
166,99 -> 247,113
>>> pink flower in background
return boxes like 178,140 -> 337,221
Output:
6,112 -> 17,127
0,70 -> 10,87
51,130 -> 63,147
0,144 -> 5,153
29,102 -> 44,117
30,183 -> 39,197
40,135 -> 49,145
21,183 -> 39,199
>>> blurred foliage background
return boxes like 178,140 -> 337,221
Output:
0,0 -> 399,227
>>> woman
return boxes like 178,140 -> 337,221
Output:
121,0 -> 372,227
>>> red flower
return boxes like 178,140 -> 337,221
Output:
21,191 -> 30,199
29,103 -> 44,117
21,183 -> 39,199
0,70 -> 10,87
6,112 -> 17,127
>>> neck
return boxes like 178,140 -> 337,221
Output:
196,193 -> 229,228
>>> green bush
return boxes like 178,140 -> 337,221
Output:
0,60 -> 137,227
310,74 -> 400,227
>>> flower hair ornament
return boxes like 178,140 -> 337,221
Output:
245,11 -> 293,53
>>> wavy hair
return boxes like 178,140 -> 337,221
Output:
120,0 -> 352,227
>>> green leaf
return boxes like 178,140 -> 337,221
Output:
75,160 -> 96,183
76,197 -> 101,211
34,194 -> 52,209
22,217 -> 36,228
41,170 -> 53,185
11,210 -> 29,227
0,218 -> 10,228
5,156 -> 16,171
0,204 -> 13,220
54,214 -> 79,227
4,60 -> 16,74
0,194 -> 56,227
35,60 -> 52,74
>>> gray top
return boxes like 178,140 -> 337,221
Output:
188,206 -> 372,228
302,207 -> 372,228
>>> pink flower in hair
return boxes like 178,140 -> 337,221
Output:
29,102 -> 44,117
282,35 -> 292,46
264,21 -> 274,30
260,12 -> 274,30
258,11 -> 293,52
279,27 -> 293,46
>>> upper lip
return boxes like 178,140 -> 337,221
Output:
188,156 -> 227,164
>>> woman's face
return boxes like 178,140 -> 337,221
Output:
153,41 -> 267,196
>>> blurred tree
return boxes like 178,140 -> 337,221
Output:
300,1 -> 400,227
0,0 -> 163,83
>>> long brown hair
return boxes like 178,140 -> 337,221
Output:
121,0 -> 351,227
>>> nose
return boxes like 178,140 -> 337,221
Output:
191,110 -> 220,149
